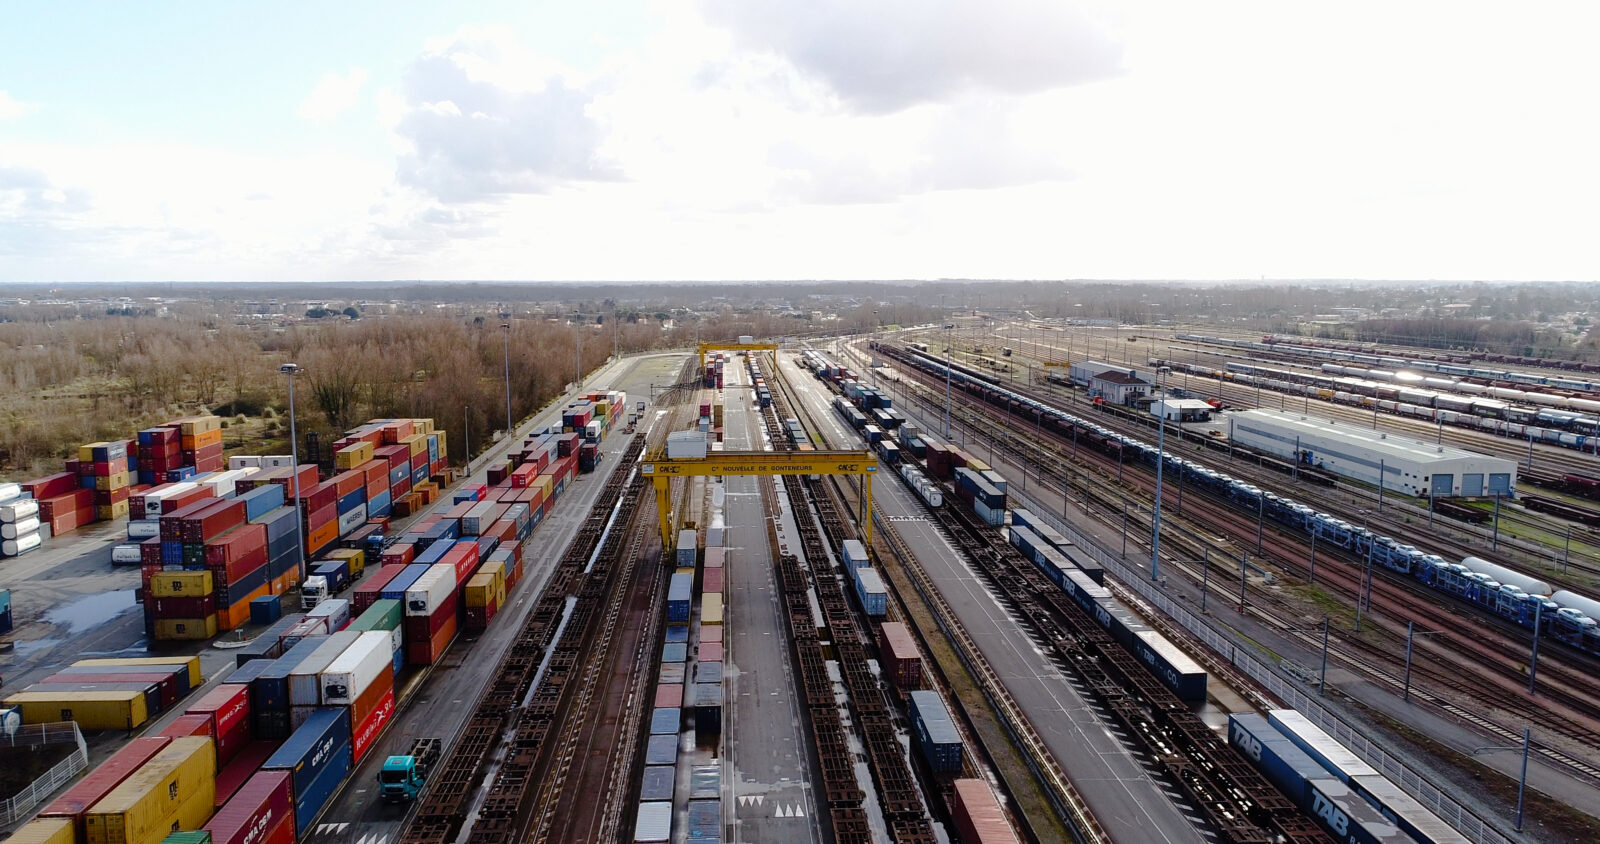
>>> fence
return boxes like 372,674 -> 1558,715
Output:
0,722 -> 88,828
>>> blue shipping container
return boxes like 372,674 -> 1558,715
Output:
336,489 -> 365,517
264,706 -> 353,801
225,658 -> 276,686
664,625 -> 689,644
853,567 -> 887,618
238,484 -> 286,521
382,563 -> 433,601
253,635 -> 331,714
250,594 -> 284,625
650,708 -> 680,735
667,573 -> 692,623
645,734 -> 677,766
687,799 -> 720,841
252,505 -> 299,540
1229,713 -> 1331,807
413,539 -> 451,566
907,690 -> 962,773
662,642 -> 687,663
1306,779 -> 1407,844
367,489 -> 391,519
640,766 -> 675,802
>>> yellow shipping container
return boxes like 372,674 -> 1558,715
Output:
174,416 -> 221,435
72,657 -> 202,688
3,690 -> 149,731
702,594 -> 724,625
94,472 -> 131,492
77,442 -> 111,463
153,617 -> 217,641
324,547 -> 365,575
401,433 -> 426,456
5,817 -> 75,844
334,441 -> 374,469
95,502 -> 131,521
464,561 -> 506,608
411,418 -> 435,435
435,430 -> 447,459
85,737 -> 215,844
530,476 -> 552,502
148,571 -> 212,599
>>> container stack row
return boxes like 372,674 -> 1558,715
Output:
840,538 -> 887,620
326,418 -> 449,522
1,483 -> 41,558
3,655 -> 204,731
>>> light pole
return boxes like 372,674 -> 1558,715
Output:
463,406 -> 471,472
1355,510 -> 1373,633
1530,600 -> 1545,695
943,298 -> 954,439
279,363 -> 307,583
501,322 -> 513,435
1151,366 -> 1170,581
1318,616 -> 1331,696
1402,623 -> 1442,702
1473,731 -> 1533,832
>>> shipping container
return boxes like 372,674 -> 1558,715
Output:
38,738 -> 171,837
907,690 -> 963,774
686,799 -> 720,841
634,802 -> 672,843
261,707 -> 352,833
1267,710 -> 1381,783
852,567 -> 887,618
952,779 -> 1020,844
877,622 -> 922,691
6,818 -> 75,844
404,565 -> 457,617
639,766 -> 675,802
288,632 -> 360,708
1130,630 -> 1207,703
5,689 -> 150,731
666,573 -> 692,623
689,765 -> 719,799
320,631 -> 392,706
203,769 -> 295,844
644,734 -> 677,767
676,530 -> 697,568
184,683 -> 251,766
654,684 -> 683,709
350,685 -> 396,765
83,737 -> 215,844
650,707 -> 680,735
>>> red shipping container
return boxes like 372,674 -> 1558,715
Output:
149,595 -> 217,619
37,673 -> 178,709
90,457 -> 129,476
352,686 -> 396,764
183,498 -> 247,544
159,713 -> 214,742
702,568 -> 724,594
187,683 -> 252,765
91,487 -> 131,506
699,642 -> 724,663
485,520 -> 516,544
404,601 -> 456,641
878,622 -> 923,692
160,485 -> 216,514
438,542 -> 480,585
509,464 -> 537,488
39,488 -> 94,519
654,684 -> 683,709
205,523 -> 266,566
38,737 -> 171,834
305,502 -> 337,532
204,769 -> 296,844
212,741 -> 277,809
410,451 -> 428,471
353,565 -> 403,613
952,779 -> 1020,844
406,612 -> 456,665
379,542 -> 416,567
380,421 -> 414,444
269,463 -> 320,499
351,665 -> 395,728
295,479 -> 337,512
140,537 -> 163,566
463,600 -> 497,632
701,626 -> 723,643
332,470 -> 364,497
23,472 -> 79,500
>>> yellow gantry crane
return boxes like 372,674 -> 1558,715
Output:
696,341 -> 779,363
640,450 -> 878,548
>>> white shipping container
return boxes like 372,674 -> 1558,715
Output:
262,454 -> 297,468
111,544 -> 144,564
228,455 -> 264,470
2,533 -> 42,556
126,519 -> 160,540
0,497 -> 40,522
307,598 -> 351,631
198,469 -> 242,498
3,517 -> 40,539
288,631 -> 360,707
321,631 -> 394,705
0,482 -> 20,504
337,506 -> 366,537
405,565 -> 457,617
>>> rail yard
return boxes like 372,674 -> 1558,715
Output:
3,322 -> 1600,844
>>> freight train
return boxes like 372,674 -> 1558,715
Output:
1182,334 -> 1600,394
1261,333 -> 1600,375
1154,357 -> 1600,454
873,341 -> 1600,657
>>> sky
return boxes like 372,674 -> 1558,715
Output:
2,1 -> 1598,283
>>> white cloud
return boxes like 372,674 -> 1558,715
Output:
701,0 -> 1124,114
297,68 -> 370,121
393,30 -> 618,203
0,90 -> 36,119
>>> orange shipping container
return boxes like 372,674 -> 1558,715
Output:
306,520 -> 338,556
216,582 -> 272,631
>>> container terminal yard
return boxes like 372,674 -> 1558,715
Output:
3,326 -> 1600,844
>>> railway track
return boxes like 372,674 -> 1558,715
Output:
397,432 -> 652,844
760,368 -> 940,844
873,345 -> 1600,788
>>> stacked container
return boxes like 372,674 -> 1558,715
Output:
907,690 -> 963,774
261,707 -> 352,834
463,560 -> 506,632
78,440 -> 134,521
23,473 -> 92,538
83,736 -> 216,844
321,631 -> 397,764
1,484 -> 41,558
877,622 -> 922,692
203,770 -> 295,844
175,415 -> 224,473
403,565 -> 457,665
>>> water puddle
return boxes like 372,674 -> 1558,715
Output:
42,589 -> 137,634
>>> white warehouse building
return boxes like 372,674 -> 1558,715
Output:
1228,409 -> 1516,497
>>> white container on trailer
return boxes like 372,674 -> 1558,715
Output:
126,519 -> 160,539
405,564 -> 457,616
320,631 -> 393,704
0,482 -> 20,504
111,544 -> 144,565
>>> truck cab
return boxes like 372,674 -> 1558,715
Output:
301,575 -> 328,610
379,737 -> 440,804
